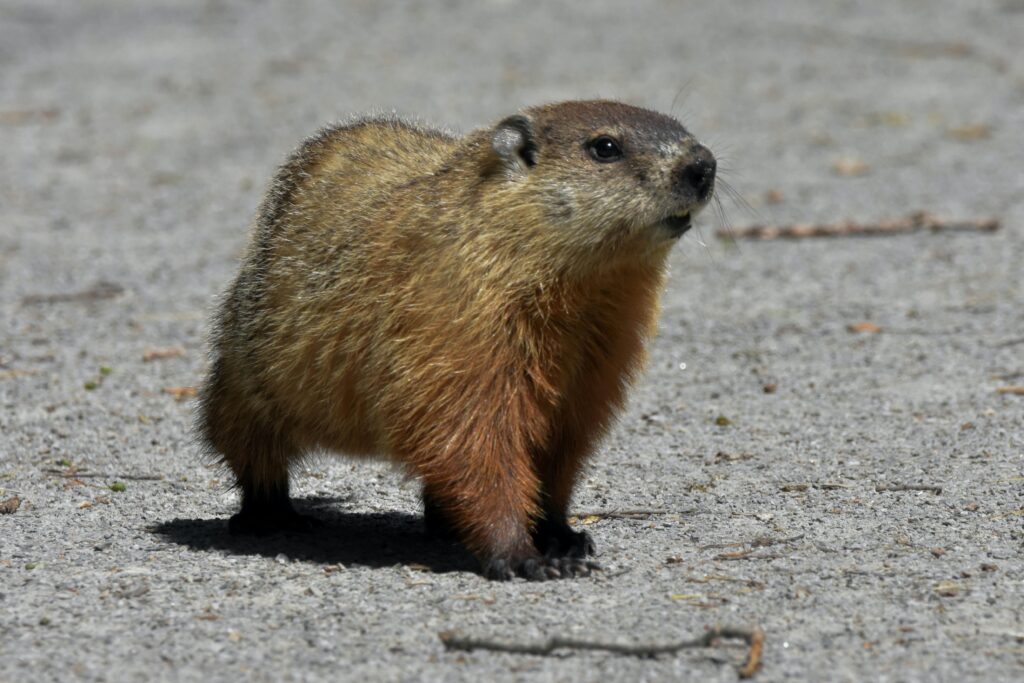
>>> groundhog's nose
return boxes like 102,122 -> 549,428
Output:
675,145 -> 716,201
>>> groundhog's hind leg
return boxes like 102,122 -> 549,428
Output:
229,475 -> 321,536
199,368 -> 319,535
224,427 -> 321,535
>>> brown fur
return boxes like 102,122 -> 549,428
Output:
198,100 -> 715,579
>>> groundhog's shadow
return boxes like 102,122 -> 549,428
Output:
150,497 -> 476,574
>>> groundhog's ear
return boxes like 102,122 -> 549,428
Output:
490,115 -> 538,171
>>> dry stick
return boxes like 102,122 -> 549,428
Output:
782,482 -> 850,491
715,551 -> 785,562
752,533 -> 804,548
701,533 -> 805,551
681,574 -> 767,589
440,625 -> 764,678
41,469 -> 163,481
21,281 -> 124,305
991,372 -> 1024,381
0,369 -> 37,380
573,509 -> 674,520
875,484 -> 942,494
719,212 -> 999,241
996,386 -> 1024,395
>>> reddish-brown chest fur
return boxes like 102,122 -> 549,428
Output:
518,264 -> 667,511
372,256 -> 667,556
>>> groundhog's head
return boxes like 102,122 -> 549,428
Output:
487,100 -> 715,256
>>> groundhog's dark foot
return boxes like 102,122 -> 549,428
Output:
532,515 -> 597,559
228,482 -> 322,536
483,554 -> 601,581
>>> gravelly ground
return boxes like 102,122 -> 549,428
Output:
1,1 -> 1022,681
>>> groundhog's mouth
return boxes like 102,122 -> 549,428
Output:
662,212 -> 693,238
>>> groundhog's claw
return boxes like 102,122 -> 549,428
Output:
552,556 -> 602,578
521,558 -> 564,581
533,519 -> 597,559
482,558 -> 516,581
483,554 -> 600,581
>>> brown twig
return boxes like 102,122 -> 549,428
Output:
990,372 -> 1023,381
440,625 -> 764,677
572,509 -> 677,520
21,281 -> 124,305
163,386 -> 198,401
42,469 -> 163,481
680,574 -> 767,590
780,482 -> 850,492
0,108 -> 59,125
752,533 -> 804,547
875,484 -> 942,494
996,385 -> 1024,395
142,346 -> 186,362
714,551 -> 785,562
702,533 -> 805,551
739,627 -> 765,678
708,533 -> 805,561
719,212 -> 999,241
0,369 -> 37,380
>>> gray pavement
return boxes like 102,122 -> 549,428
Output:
1,0 -> 1022,680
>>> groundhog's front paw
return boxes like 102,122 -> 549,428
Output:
548,529 -> 597,559
483,554 -> 601,581
533,518 -> 598,559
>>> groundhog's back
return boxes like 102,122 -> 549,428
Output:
266,119 -> 458,259
215,120 -> 463,455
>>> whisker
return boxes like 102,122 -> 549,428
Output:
712,193 -> 730,235
716,178 -> 760,221
712,193 -> 727,226
715,165 -> 749,180
691,221 -> 715,264
706,140 -> 733,159
670,78 -> 696,116
710,193 -> 740,250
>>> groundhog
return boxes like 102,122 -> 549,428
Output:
198,100 -> 715,580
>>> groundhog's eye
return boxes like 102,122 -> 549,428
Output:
588,136 -> 623,163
